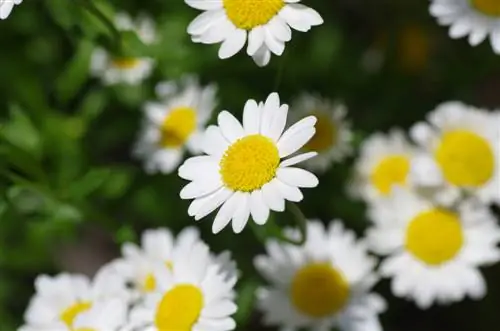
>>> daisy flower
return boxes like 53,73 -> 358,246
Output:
111,226 -> 238,298
349,129 -> 418,203
0,0 -> 22,20
178,92 -> 319,234
127,241 -> 238,331
133,76 -> 218,174
290,93 -> 353,172
430,0 -> 500,54
19,265 -> 130,331
90,12 -> 156,85
367,188 -> 500,309
185,0 -> 323,67
410,101 -> 500,206
254,220 -> 386,331
66,300 -> 127,331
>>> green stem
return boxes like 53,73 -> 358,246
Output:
79,0 -> 121,52
273,50 -> 288,91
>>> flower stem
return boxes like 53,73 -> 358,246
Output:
273,50 -> 288,91
79,0 -> 121,52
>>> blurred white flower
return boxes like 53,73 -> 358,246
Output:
133,76 -> 218,174
19,265 -> 130,331
90,12 -> 156,85
126,241 -> 237,331
0,0 -> 22,20
290,94 -> 353,172
350,129 -> 418,203
178,92 -> 319,234
367,188 -> 500,309
409,102 -> 500,206
255,220 -> 386,331
185,0 -> 323,66
430,0 -> 500,54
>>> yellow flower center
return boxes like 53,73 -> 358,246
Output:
405,208 -> 463,265
111,57 -> 141,69
435,130 -> 495,187
222,0 -> 285,30
142,273 -> 157,292
220,134 -> 280,192
304,113 -> 336,152
60,301 -> 92,327
471,0 -> 500,16
160,107 -> 197,148
155,284 -> 204,331
74,329 -> 96,331
290,263 -> 350,318
370,155 -> 411,195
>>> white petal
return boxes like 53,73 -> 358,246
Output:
242,99 -> 262,134
252,44 -> 272,67
219,28 -> 247,59
178,156 -> 218,181
280,152 -> 317,167
185,0 -> 223,11
277,167 -> 318,188
202,125 -> 230,157
231,193 -> 251,233
250,190 -> 270,225
277,115 -> 317,157
195,188 -> 234,220
180,176 -> 223,199
261,180 -> 285,212
274,179 -> 303,202
218,111 -> 245,143
212,193 -> 240,233
247,26 -> 265,56
277,127 -> 315,158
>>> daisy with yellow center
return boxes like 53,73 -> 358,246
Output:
290,94 -> 353,172
0,0 -> 22,20
90,12 -> 156,85
430,0 -> 500,54
410,102 -> 500,206
254,221 -> 386,331
110,227 -> 238,301
63,300 -> 127,331
178,92 -> 319,234
126,241 -> 238,331
350,129 -> 417,203
367,188 -> 500,308
19,266 -> 130,331
133,76 -> 218,174
185,0 -> 323,66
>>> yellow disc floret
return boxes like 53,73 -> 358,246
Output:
155,284 -> 204,331
370,155 -> 411,195
160,107 -> 197,148
60,301 -> 92,328
223,0 -> 285,30
111,57 -> 141,69
304,113 -> 336,152
471,0 -> 500,16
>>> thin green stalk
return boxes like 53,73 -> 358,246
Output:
273,50 -> 289,91
79,0 -> 121,52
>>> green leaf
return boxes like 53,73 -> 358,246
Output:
68,168 -> 112,200
55,40 -> 94,104
1,104 -> 42,159
121,31 -> 150,57
100,167 -> 134,199
78,89 -> 108,122
115,224 -> 137,245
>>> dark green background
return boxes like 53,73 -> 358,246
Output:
1,0 -> 500,330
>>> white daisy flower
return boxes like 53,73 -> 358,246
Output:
133,76 -> 218,174
178,92 -> 319,234
0,0 -> 22,20
70,299 -> 127,331
367,188 -> 500,309
255,220 -> 386,331
185,0 -> 323,67
111,226 -> 238,298
290,93 -> 353,172
127,241 -> 237,331
430,0 -> 500,54
90,12 -> 156,85
350,129 -> 418,203
19,265 -> 130,331
409,101 -> 500,206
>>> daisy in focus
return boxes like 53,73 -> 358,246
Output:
111,226 -> 237,298
350,129 -> 417,203
133,76 -> 218,174
410,102 -> 500,206
0,0 -> 22,20
290,93 -> 353,172
90,12 -> 156,85
254,221 -> 386,331
367,188 -> 500,309
127,241 -> 238,331
19,265 -> 130,331
185,0 -> 323,66
178,92 -> 319,234
430,0 -> 500,54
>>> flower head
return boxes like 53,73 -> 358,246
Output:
178,92 -> 319,234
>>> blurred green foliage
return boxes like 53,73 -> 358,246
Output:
1,0 -> 500,330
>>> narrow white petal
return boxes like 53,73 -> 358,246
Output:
212,193 -> 240,233
277,167 -> 319,188
275,179 -> 303,202
219,28 -> 247,59
180,177 -> 223,199
202,125 -> 230,157
195,188 -> 234,220
277,127 -> 315,158
261,180 -> 285,212
247,26 -> 265,56
280,152 -> 317,167
252,44 -> 272,67
231,193 -> 251,233
185,0 -> 223,11
242,99 -> 262,134
250,190 -> 270,225
218,111 -> 245,143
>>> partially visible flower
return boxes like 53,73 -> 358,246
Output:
350,129 -> 417,203
410,102 -> 500,206
367,188 -> 500,309
178,92 -> 319,234
19,265 -> 130,331
0,0 -> 22,20
430,0 -> 500,54
110,227 -> 237,299
290,93 -> 353,172
90,12 -> 156,85
133,76 -> 218,174
69,300 -> 127,331
255,221 -> 386,331
185,0 -> 323,66
126,241 -> 238,331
